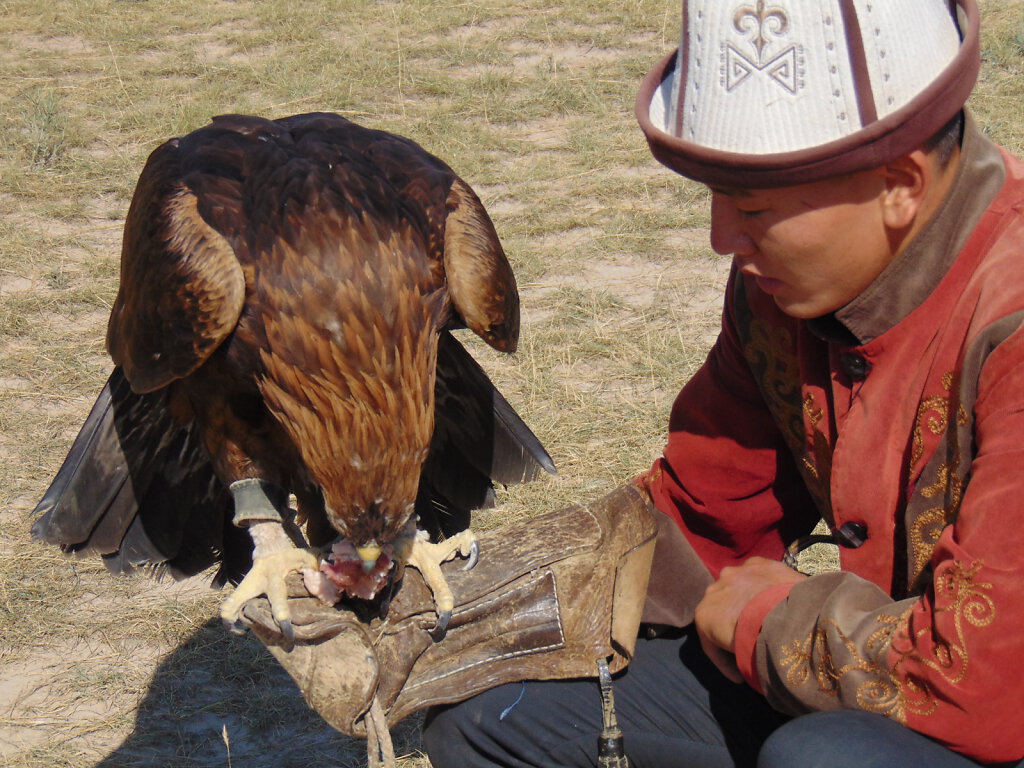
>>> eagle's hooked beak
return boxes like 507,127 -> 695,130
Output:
355,544 -> 382,573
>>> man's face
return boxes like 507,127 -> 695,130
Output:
709,170 -> 894,319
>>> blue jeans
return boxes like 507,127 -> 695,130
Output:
423,628 -> 1022,768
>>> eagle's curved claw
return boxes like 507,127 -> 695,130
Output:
429,609 -> 452,641
462,539 -> 480,571
278,618 -> 295,643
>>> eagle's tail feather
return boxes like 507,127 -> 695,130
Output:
30,368 -> 244,585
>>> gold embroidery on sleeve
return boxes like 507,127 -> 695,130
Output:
779,562 -> 995,722
779,612 -> 908,721
909,372 -> 967,469
910,462 -> 965,581
906,371 -> 968,586
894,560 -> 994,717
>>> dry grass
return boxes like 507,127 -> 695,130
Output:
1,0 -> 1021,766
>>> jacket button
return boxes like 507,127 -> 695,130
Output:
835,521 -> 868,548
840,353 -> 871,381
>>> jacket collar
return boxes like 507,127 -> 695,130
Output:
808,113 -> 1006,346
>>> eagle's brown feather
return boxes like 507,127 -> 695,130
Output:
443,178 -> 519,351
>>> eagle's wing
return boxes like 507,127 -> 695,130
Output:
30,367 -> 248,585
34,121 -> 262,583
106,134 -> 246,394
417,331 -> 556,539
440,176 -> 520,352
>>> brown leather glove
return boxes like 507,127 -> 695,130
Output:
240,484 -> 658,744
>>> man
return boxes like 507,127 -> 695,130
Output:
423,0 -> 1024,765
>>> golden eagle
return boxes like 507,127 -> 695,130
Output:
32,112 -> 554,638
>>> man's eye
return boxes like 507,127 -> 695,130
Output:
738,208 -> 766,217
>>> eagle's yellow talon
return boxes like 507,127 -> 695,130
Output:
399,528 -> 477,641
220,545 -> 320,634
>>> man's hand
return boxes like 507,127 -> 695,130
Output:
694,556 -> 806,683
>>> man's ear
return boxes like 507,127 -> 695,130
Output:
879,151 -> 931,231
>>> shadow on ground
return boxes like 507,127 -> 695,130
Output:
93,619 -> 425,768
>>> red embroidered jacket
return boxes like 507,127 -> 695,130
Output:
640,121 -> 1024,762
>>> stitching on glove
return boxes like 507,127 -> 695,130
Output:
405,571 -> 566,691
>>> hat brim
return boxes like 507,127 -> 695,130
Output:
635,0 -> 981,189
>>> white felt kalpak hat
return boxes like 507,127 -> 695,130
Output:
636,0 -> 980,188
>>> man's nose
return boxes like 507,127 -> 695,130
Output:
709,194 -> 755,256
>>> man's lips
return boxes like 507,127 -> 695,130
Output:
754,275 -> 785,295
738,263 -> 784,295
736,258 -> 785,296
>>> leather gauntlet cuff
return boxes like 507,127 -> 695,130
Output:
240,484 -> 658,737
